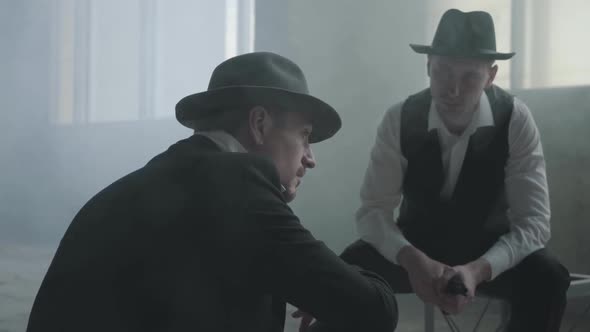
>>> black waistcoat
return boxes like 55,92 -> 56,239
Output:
397,85 -> 513,265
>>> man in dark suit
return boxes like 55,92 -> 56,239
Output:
26,52 -> 398,332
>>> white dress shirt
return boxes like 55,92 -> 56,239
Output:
356,93 -> 551,279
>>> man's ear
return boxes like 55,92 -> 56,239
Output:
248,106 -> 272,145
426,56 -> 432,78
485,64 -> 498,88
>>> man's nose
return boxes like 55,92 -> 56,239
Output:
448,81 -> 460,97
302,147 -> 316,169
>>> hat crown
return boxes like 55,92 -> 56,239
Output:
207,52 -> 310,94
432,9 -> 497,53
176,51 -> 341,143
409,8 -> 514,60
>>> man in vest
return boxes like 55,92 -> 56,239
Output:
337,9 -> 569,332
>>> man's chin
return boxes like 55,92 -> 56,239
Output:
282,190 -> 297,203
438,103 -> 463,113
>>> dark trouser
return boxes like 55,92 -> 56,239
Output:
335,239 -> 571,332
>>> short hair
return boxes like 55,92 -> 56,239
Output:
193,106 -> 287,135
192,108 -> 249,135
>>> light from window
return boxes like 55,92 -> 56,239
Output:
520,0 -> 590,88
52,0 -> 255,125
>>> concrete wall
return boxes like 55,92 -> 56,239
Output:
513,86 -> 590,273
0,0 -> 56,244
256,0 -> 431,252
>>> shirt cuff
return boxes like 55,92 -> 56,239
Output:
359,229 -> 411,265
481,242 -> 513,280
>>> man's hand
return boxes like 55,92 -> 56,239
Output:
436,258 -> 492,315
435,267 -> 472,314
291,309 -> 315,332
397,246 -> 450,305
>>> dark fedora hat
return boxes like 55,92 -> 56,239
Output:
176,52 -> 341,143
410,9 -> 515,60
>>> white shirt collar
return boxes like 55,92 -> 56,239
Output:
428,92 -> 495,136
194,130 -> 247,153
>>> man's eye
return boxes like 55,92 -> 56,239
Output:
433,68 -> 451,80
464,73 -> 480,82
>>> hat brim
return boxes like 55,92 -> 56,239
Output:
410,44 -> 515,60
176,86 -> 341,143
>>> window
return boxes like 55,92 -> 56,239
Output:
517,0 -> 590,88
427,0 -> 590,89
52,0 -> 255,125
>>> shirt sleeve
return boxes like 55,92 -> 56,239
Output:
481,97 -> 551,279
355,103 -> 411,264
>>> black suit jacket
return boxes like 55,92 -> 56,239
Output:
27,135 -> 397,332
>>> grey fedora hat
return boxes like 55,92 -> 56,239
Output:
410,9 -> 515,60
176,52 -> 341,143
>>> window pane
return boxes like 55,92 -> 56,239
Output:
89,0 -> 141,123
154,0 -> 227,119
55,0 -> 76,124
53,0 -> 255,124
522,0 -> 590,88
